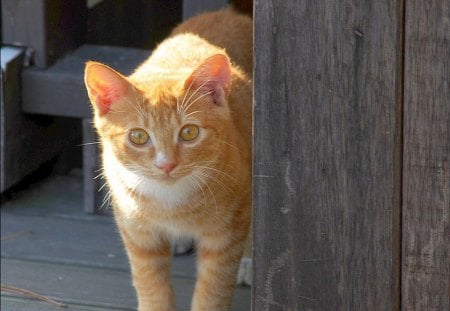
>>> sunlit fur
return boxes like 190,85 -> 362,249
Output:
84,7 -> 252,311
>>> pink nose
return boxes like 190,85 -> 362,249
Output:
155,161 -> 177,174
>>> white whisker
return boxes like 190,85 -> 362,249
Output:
78,141 -> 101,146
194,172 -> 218,213
183,90 -> 213,114
98,181 -> 109,192
94,172 -> 105,180
218,139 -> 240,151
196,160 -> 236,170
181,78 -> 212,112
189,175 -> 207,210
121,93 -> 146,121
184,110 -> 202,119
100,190 -> 112,210
195,169 -> 232,195
194,165 -> 237,183
179,76 -> 196,114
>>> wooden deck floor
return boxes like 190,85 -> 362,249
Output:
1,170 -> 251,311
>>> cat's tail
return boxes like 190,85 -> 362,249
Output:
230,0 -> 253,18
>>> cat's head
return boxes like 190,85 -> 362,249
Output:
84,54 -> 233,207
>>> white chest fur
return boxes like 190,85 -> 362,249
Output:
103,150 -> 197,214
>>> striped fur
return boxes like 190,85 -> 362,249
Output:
84,8 -> 252,311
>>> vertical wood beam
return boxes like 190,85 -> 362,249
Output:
83,118 -> 108,214
402,0 -> 450,309
253,1 -> 402,309
1,0 -> 86,68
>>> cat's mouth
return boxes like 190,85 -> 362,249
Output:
151,171 -> 184,184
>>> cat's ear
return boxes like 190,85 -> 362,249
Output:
84,61 -> 131,115
184,54 -> 231,106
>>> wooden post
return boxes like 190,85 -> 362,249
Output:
1,46 -> 81,192
402,0 -> 450,309
1,0 -> 86,68
82,119 -> 110,214
253,1 -> 402,309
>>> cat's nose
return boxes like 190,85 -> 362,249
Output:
155,161 -> 178,174
154,152 -> 177,174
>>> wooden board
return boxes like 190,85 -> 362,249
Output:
0,171 -> 196,278
82,118 -> 108,214
1,0 -> 86,68
86,0 -> 181,49
1,172 -> 251,310
402,0 -> 450,309
2,295 -> 131,311
21,44 -> 150,118
253,1 -> 402,309
1,258 -> 250,311
1,46 -> 81,193
182,0 -> 228,20
1,258 -> 137,310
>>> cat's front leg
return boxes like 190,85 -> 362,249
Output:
119,227 -> 175,311
191,234 -> 246,311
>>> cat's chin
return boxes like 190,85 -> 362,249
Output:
150,172 -> 185,184
134,173 -> 196,208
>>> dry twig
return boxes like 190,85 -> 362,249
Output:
1,231 -> 33,241
1,284 -> 68,308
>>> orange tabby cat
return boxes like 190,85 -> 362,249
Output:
84,7 -> 252,311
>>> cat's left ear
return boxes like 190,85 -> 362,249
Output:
184,54 -> 231,106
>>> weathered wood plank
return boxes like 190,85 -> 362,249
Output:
1,295 -> 131,311
1,258 -> 250,311
402,0 -> 450,309
22,44 -> 150,118
0,258 -> 137,310
0,172 -> 196,278
82,118 -> 109,214
86,0 -> 182,49
253,1 -> 402,309
1,173 -> 251,310
1,46 -> 81,193
183,0 -> 228,20
1,0 -> 86,68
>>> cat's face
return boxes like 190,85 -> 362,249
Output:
85,55 -> 232,206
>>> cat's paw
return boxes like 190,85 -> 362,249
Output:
236,256 -> 252,286
172,237 -> 194,255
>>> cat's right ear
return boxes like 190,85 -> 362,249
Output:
84,61 -> 131,115
184,54 -> 231,106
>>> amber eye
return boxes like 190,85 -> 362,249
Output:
129,128 -> 150,145
179,124 -> 199,141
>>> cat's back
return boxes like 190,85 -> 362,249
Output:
131,33 -> 224,83
171,7 -> 253,75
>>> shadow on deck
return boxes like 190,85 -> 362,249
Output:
0,169 -> 250,310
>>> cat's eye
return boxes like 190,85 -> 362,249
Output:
129,128 -> 150,145
179,124 -> 199,141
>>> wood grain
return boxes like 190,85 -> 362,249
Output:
82,118 -> 108,214
1,0 -> 86,68
182,0 -> 228,20
0,47 -> 81,192
402,0 -> 450,309
1,173 -> 251,310
22,45 -> 150,118
253,1 -> 402,309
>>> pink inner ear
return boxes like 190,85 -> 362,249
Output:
91,82 -> 123,115
184,54 -> 231,105
85,62 -> 129,115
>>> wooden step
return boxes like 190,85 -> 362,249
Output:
22,44 -> 150,118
